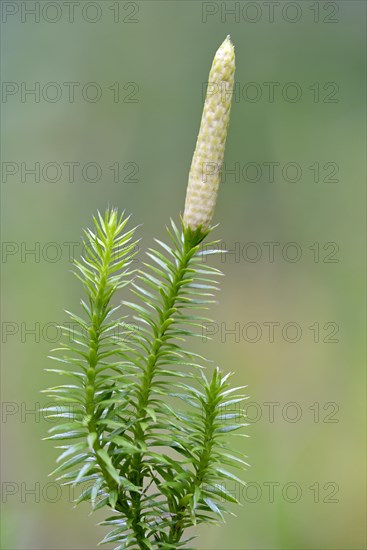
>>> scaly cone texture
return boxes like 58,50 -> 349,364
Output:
183,35 -> 235,231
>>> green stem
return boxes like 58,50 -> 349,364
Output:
168,389 -> 216,545
84,227 -> 129,515
129,232 -> 202,548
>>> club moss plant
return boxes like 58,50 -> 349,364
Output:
45,36 -> 248,549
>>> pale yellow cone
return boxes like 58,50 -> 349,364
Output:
183,36 -> 235,231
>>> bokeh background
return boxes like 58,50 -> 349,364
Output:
1,1 -> 366,549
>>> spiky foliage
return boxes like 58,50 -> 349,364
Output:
44,208 -> 247,549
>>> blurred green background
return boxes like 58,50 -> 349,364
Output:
1,1 -> 366,549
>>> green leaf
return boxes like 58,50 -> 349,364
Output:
203,497 -> 224,519
96,449 -> 121,486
